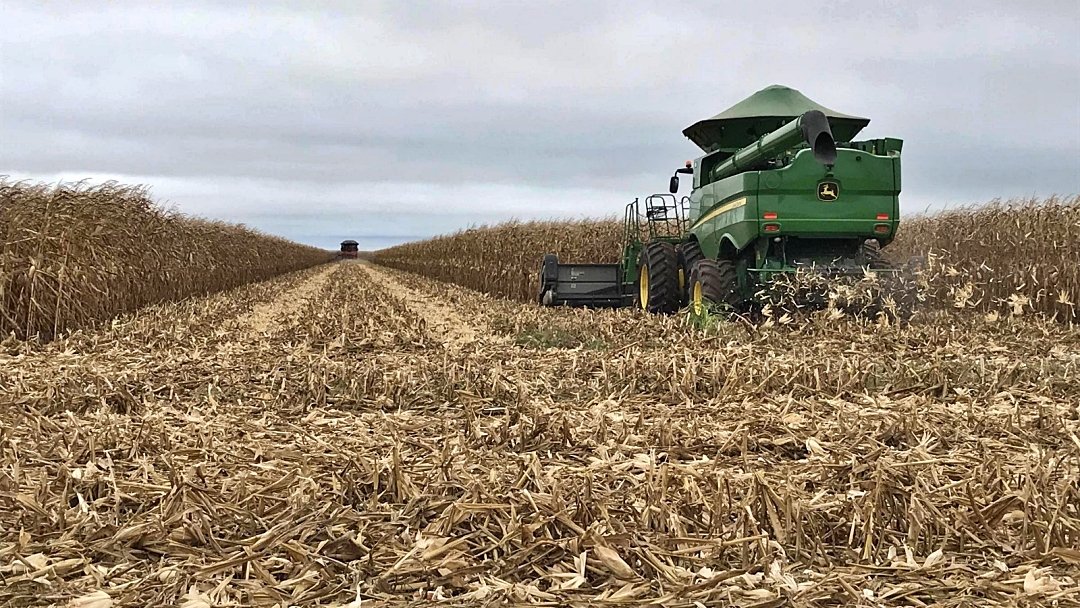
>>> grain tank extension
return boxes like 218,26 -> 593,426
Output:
538,85 -> 902,313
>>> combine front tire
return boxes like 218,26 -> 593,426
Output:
689,259 -> 742,315
636,241 -> 680,314
677,241 -> 706,305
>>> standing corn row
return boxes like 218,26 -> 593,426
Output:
888,196 -> 1080,321
373,219 -> 623,302
1,179 -> 335,340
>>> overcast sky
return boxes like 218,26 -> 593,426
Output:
3,1 -> 1078,250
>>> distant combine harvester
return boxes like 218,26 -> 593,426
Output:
339,240 -> 359,259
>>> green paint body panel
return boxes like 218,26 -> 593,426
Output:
687,146 -> 901,266
683,84 -> 870,153
687,173 -> 760,260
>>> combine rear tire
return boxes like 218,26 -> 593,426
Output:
690,259 -> 742,315
857,240 -> 894,270
636,241 -> 680,314
677,241 -> 706,305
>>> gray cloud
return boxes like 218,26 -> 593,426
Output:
3,0 -> 1078,249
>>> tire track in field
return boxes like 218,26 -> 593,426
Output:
355,261 -> 479,345
238,263 -> 340,337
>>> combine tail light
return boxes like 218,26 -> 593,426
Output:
874,224 -> 890,233
763,224 -> 780,232
763,212 -> 778,220
877,213 -> 889,220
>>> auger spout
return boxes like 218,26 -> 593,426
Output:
711,110 -> 836,182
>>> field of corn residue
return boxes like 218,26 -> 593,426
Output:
374,196 -> 1080,322
2,244 -> 1079,606
1,179 -> 335,341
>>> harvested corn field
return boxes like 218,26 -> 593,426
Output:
2,260 -> 1078,607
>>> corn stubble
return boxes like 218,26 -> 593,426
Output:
1,179 -> 334,340
2,257 -> 1078,606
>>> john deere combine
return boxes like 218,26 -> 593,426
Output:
538,84 -> 902,313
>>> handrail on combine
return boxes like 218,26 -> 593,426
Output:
622,199 -> 638,254
622,194 -> 689,248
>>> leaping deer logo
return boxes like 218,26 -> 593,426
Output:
818,182 -> 838,201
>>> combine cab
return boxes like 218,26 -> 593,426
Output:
539,84 -> 902,313
339,240 -> 359,259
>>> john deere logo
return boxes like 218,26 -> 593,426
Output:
818,181 -> 839,201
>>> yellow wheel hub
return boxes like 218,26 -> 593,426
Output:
639,265 -> 649,309
692,281 -> 704,315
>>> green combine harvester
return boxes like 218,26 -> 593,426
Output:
538,84 -> 902,314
